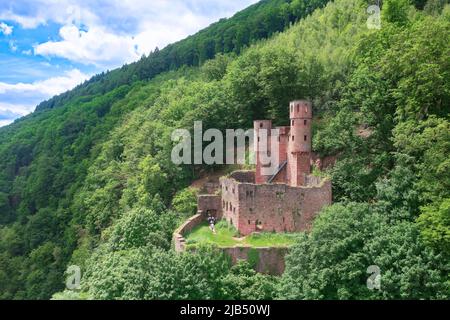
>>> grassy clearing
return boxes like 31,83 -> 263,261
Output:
185,220 -> 299,248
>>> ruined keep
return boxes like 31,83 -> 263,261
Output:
197,100 -> 332,236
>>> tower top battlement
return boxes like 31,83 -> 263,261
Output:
253,120 -> 272,130
252,99 -> 313,186
290,100 -> 312,119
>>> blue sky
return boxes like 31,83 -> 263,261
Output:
0,0 -> 258,127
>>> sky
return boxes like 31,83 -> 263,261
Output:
0,0 -> 259,127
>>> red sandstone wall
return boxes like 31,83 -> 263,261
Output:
229,171 -> 255,183
288,152 -> 310,187
221,175 -> 332,236
223,246 -> 289,276
277,126 -> 289,173
254,120 -> 273,184
197,194 -> 222,218
173,214 -> 204,252
271,165 -> 287,183
220,177 -> 241,231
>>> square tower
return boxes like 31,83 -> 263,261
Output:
254,120 -> 273,184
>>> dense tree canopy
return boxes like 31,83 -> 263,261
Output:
0,0 -> 448,300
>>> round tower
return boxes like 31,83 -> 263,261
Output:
289,100 -> 312,153
288,100 -> 312,187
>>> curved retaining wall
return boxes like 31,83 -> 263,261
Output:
173,214 -> 204,253
173,214 -> 289,275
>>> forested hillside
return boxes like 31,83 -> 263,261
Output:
35,0 -> 329,112
0,0 -> 449,300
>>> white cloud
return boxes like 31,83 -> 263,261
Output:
0,102 -> 31,116
0,0 -> 259,128
0,119 -> 14,127
0,22 -> 13,35
0,69 -> 89,97
9,40 -> 18,52
0,69 -> 90,125
34,24 -> 140,67
2,0 -> 258,67
0,2 -> 98,29
0,103 -> 35,127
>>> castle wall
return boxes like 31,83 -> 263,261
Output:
270,165 -> 287,183
289,101 -> 312,154
197,194 -> 222,218
254,120 -> 273,184
173,214 -> 204,253
223,246 -> 289,276
287,152 -> 310,187
221,174 -> 332,236
277,126 -> 289,167
228,170 -> 255,183
173,214 -> 289,275
221,177 -> 241,230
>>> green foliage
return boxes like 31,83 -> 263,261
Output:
247,248 -> 260,269
382,0 -> 412,26
82,245 -> 231,300
201,53 -> 235,81
417,198 -> 450,256
82,248 -> 153,300
0,0 -> 448,300
424,0 -> 448,15
109,207 -> 176,250
35,0 -> 331,112
375,156 -> 421,222
279,203 -> 449,299
51,290 -> 88,300
171,187 -> 199,216
221,261 -> 279,300
393,117 -> 450,203
24,242 -> 67,299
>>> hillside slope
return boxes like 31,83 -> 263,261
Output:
34,0 -> 330,112
0,0 -> 449,300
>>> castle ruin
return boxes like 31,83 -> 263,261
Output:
197,100 -> 332,236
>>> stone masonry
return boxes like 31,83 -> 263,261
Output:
197,100 -> 332,236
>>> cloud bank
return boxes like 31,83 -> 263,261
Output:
0,69 -> 90,125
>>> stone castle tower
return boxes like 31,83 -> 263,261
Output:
198,100 -> 332,236
254,100 -> 312,186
